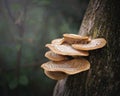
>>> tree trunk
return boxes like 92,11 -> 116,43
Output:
53,0 -> 120,96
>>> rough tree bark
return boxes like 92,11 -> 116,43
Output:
53,0 -> 120,96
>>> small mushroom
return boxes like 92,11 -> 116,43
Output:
41,58 -> 90,75
51,38 -> 64,45
44,70 -> 68,80
45,51 -> 68,61
63,34 -> 90,44
63,34 -> 89,40
72,38 -> 107,51
46,44 -> 89,56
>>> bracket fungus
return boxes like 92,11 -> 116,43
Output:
41,58 -> 90,75
46,44 -> 89,56
63,34 -> 91,44
72,38 -> 106,50
41,33 -> 107,80
44,70 -> 68,80
45,51 -> 68,61
63,34 -> 89,40
51,38 -> 64,45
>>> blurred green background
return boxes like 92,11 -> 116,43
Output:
0,0 -> 89,96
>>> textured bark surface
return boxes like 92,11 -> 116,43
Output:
53,0 -> 120,96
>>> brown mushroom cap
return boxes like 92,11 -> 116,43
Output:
41,58 -> 90,75
44,70 -> 68,80
46,44 -> 89,56
72,38 -> 107,50
45,51 -> 68,61
63,34 -> 89,40
51,38 -> 64,45
63,34 -> 90,44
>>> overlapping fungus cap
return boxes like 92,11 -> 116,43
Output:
46,44 -> 89,56
63,34 -> 89,40
63,34 -> 91,44
72,38 -> 107,50
41,58 -> 90,75
51,38 -> 64,45
45,51 -> 68,61
44,70 -> 67,80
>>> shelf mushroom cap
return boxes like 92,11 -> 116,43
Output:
72,38 -> 107,51
63,34 -> 90,44
46,44 -> 89,56
44,70 -> 68,80
41,58 -> 90,75
51,34 -> 90,45
45,51 -> 68,61
51,38 -> 64,45
63,34 -> 89,40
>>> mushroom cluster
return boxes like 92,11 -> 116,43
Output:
41,34 -> 106,80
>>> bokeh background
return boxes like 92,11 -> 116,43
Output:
0,0 -> 89,96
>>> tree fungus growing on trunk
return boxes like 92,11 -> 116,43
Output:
53,0 -> 120,96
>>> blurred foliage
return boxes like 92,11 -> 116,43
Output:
0,0 -> 89,96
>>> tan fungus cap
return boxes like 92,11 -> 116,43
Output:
63,34 -> 89,40
63,34 -> 90,44
46,44 -> 89,56
44,70 -> 67,80
45,51 -> 68,61
72,38 -> 107,50
51,38 -> 64,45
41,58 -> 90,75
